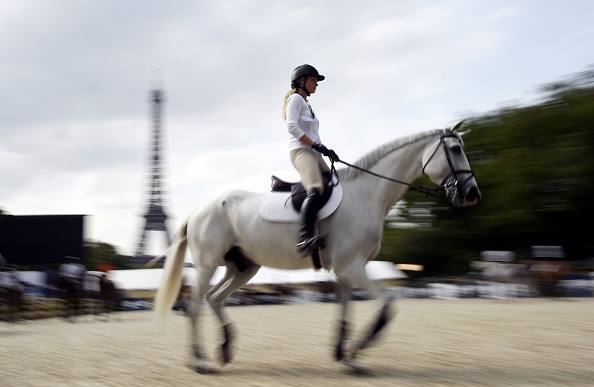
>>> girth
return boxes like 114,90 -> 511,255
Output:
270,171 -> 334,212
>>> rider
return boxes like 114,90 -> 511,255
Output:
282,64 -> 340,254
58,256 -> 87,291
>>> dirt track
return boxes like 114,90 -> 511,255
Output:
1,298 -> 593,386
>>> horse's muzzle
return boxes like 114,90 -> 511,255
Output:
454,182 -> 481,207
463,185 -> 481,205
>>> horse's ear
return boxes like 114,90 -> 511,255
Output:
458,129 -> 472,138
450,120 -> 465,132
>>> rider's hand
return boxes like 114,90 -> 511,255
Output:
312,143 -> 340,162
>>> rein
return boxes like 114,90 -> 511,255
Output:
329,130 -> 475,202
332,159 -> 446,200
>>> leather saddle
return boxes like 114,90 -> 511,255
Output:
270,171 -> 335,212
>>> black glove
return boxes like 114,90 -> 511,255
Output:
312,142 -> 340,162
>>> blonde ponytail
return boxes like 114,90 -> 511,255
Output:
282,89 -> 297,121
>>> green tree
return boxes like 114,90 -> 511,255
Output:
84,240 -> 131,270
379,67 -> 594,276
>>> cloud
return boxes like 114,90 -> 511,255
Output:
1,0 -> 593,256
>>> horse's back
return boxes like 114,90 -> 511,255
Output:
185,190 -> 265,258
185,189 -> 311,270
189,190 -> 264,223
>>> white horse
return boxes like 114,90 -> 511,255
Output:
154,121 -> 481,373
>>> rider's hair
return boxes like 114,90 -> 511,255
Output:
281,88 -> 297,121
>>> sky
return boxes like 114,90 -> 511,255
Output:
1,0 -> 594,257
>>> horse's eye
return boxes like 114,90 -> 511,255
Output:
451,145 -> 462,154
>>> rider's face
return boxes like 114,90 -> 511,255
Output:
303,76 -> 318,94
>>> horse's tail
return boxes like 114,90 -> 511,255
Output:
154,217 -> 189,318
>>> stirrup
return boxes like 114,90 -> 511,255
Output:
296,232 -> 325,255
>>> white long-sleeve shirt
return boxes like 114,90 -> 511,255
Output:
286,93 -> 321,152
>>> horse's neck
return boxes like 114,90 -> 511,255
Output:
349,137 -> 430,215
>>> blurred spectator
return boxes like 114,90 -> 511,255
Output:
58,256 -> 87,292
0,265 -> 24,293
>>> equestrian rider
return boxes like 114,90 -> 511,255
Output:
282,64 -> 340,254
58,256 -> 87,291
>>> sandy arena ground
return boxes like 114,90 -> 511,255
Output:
1,298 -> 593,386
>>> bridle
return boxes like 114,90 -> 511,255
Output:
331,129 -> 476,203
420,130 -> 476,201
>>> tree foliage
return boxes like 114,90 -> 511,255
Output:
379,67 -> 594,276
83,240 -> 131,271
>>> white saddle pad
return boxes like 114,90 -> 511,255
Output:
259,183 -> 343,222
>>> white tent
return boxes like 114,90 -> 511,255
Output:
365,260 -> 407,281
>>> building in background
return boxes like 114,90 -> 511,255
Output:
0,214 -> 85,267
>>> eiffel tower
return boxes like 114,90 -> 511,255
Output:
133,86 -> 172,267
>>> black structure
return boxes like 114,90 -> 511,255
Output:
132,87 -> 172,267
0,214 -> 84,266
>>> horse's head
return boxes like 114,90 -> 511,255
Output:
421,121 -> 481,207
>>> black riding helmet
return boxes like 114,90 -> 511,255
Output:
290,64 -> 325,89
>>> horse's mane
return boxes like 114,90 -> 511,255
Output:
337,129 -> 441,181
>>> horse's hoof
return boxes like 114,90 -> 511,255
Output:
219,352 -> 232,365
188,359 -> 219,374
219,343 -> 235,365
340,358 -> 370,374
219,345 -> 233,365
219,323 -> 235,365
341,358 -> 367,373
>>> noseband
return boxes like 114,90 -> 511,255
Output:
421,130 -> 476,201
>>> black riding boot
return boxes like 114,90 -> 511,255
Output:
296,187 -> 322,254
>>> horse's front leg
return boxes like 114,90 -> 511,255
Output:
334,281 -> 352,362
351,296 -> 393,358
334,260 -> 395,363
351,276 -> 394,359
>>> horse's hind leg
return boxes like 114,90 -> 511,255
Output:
206,262 -> 261,365
187,265 -> 219,374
